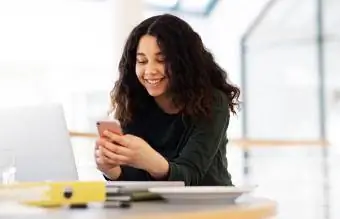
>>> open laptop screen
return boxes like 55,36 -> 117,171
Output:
0,104 -> 78,182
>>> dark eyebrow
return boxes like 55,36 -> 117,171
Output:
136,52 -> 163,56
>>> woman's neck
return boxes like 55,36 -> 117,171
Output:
154,95 -> 180,115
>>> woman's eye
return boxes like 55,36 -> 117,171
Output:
157,56 -> 166,63
137,60 -> 147,64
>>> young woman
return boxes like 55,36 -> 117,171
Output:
95,14 -> 240,186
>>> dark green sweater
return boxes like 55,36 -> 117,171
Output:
106,89 -> 233,186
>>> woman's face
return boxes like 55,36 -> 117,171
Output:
135,35 -> 169,98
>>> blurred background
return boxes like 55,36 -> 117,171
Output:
0,0 -> 339,218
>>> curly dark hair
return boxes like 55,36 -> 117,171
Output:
110,14 -> 240,126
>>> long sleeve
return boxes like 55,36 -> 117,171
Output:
166,91 -> 230,185
103,91 -> 231,185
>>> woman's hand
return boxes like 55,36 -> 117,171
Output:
100,130 -> 169,179
95,139 -> 122,180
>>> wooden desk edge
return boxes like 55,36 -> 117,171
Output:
69,131 -> 329,147
128,201 -> 277,219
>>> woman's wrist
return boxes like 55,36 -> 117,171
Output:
146,153 -> 170,179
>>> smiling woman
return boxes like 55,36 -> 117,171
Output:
95,14 -> 240,186
135,35 -> 169,100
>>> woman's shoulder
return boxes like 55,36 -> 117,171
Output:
211,88 -> 230,111
184,89 -> 229,126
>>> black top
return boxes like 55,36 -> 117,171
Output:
106,89 -> 233,186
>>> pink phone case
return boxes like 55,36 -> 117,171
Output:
96,120 -> 123,136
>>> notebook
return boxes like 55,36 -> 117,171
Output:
106,181 -> 185,201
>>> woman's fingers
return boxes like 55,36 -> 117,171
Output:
98,138 -> 131,156
95,148 -> 105,165
103,131 -> 130,147
95,146 -> 123,166
95,139 -> 100,149
95,144 -> 111,165
96,137 -> 135,166
100,146 -> 129,165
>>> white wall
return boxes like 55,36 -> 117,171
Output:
0,0 -> 144,133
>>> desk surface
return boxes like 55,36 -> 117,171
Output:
1,197 -> 276,219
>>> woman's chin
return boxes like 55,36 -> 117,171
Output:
146,88 -> 166,97
147,91 -> 165,97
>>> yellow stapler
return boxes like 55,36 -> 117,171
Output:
0,181 -> 108,207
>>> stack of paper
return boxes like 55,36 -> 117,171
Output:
106,181 -> 185,203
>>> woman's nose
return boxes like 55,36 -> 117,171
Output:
145,63 -> 158,75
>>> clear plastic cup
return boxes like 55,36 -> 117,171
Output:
0,149 -> 16,185
0,149 -> 48,205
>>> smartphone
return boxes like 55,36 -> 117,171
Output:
96,120 -> 123,137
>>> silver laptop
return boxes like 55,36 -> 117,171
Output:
0,104 -> 78,182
